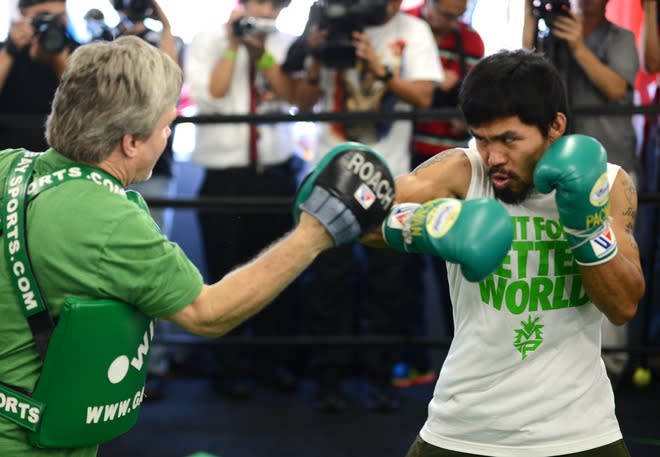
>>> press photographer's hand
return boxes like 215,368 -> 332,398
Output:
226,8 -> 246,48
305,24 -> 327,52
7,18 -> 34,53
352,31 -> 381,76
550,11 -> 584,54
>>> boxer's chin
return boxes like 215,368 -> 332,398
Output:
493,181 -> 533,205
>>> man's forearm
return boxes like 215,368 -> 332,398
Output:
641,1 -> 660,73
571,44 -> 628,101
579,253 -> 644,325
169,216 -> 331,337
0,48 -> 15,93
261,63 -> 296,103
209,46 -> 237,99
159,28 -> 179,65
386,78 -> 435,108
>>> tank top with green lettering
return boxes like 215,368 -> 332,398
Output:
420,147 -> 623,457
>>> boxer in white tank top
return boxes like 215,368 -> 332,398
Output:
367,49 -> 645,457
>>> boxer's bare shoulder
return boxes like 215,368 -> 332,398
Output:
397,148 -> 472,203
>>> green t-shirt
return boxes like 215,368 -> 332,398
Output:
0,148 -> 204,456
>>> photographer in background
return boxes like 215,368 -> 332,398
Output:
523,0 -> 639,387
0,0 -> 76,151
523,0 -> 639,180
285,0 -> 443,413
113,0 -> 184,401
393,0 -> 484,389
113,0 -> 181,64
185,0 -> 303,400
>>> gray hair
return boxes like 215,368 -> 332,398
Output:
46,35 -> 182,164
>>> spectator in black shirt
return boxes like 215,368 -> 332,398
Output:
0,0 -> 76,151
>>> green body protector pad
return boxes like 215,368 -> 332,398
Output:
29,298 -> 154,448
0,150 -> 156,448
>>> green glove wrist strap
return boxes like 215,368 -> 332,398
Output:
565,220 -> 618,266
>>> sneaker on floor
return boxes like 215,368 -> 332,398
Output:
314,390 -> 348,413
366,385 -> 401,413
211,377 -> 254,400
270,366 -> 298,394
392,366 -> 437,388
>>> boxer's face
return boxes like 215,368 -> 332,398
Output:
470,116 -> 553,204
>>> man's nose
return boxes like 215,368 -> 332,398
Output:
487,147 -> 508,167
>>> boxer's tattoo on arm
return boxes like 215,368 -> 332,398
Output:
619,173 -> 639,252
412,149 -> 462,174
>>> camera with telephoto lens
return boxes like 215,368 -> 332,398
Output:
84,9 -> 115,42
31,12 -> 70,54
232,16 -> 278,37
309,0 -> 389,69
531,0 -> 571,26
113,0 -> 153,22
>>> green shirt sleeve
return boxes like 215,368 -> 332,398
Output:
97,207 -> 204,318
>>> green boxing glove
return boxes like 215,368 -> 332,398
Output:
534,134 -> 617,265
382,198 -> 514,282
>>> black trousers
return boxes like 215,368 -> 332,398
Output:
405,435 -> 631,457
303,243 -> 421,390
197,158 -> 302,380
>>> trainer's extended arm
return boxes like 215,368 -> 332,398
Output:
168,213 -> 332,337
382,198 -> 513,282
167,142 -> 396,337
534,134 -> 645,324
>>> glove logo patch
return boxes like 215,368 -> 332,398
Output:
389,204 -> 420,229
589,225 -> 617,258
354,183 -> 376,210
425,200 -> 461,238
346,152 -> 395,210
589,173 -> 609,207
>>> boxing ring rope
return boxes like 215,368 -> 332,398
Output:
163,104 -> 660,360
1,105 -> 659,358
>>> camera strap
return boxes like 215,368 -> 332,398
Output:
453,26 -> 467,80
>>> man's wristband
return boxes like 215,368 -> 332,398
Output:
223,49 -> 237,60
256,51 -> 276,70
566,221 -> 618,266
377,65 -> 394,83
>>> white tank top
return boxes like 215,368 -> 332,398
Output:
419,148 -> 623,456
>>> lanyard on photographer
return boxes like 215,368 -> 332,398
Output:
452,26 -> 467,81
2,152 -> 130,361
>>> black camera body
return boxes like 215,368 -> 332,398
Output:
232,16 -> 278,37
113,0 -> 153,22
310,0 -> 389,69
531,0 -> 571,26
31,12 -> 70,55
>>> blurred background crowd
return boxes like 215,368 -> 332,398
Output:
0,0 -> 658,415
